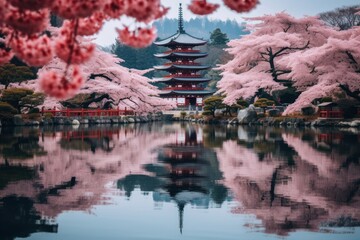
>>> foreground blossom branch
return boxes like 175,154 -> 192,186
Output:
0,0 -> 259,99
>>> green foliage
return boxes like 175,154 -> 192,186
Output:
0,64 -> 35,88
44,112 -> 53,119
254,98 -> 275,108
320,97 -> 333,103
254,98 -> 275,114
111,40 -> 158,78
1,88 -> 44,112
273,87 -> 299,104
21,93 -> 45,110
28,108 -> 40,114
209,28 -> 229,45
203,96 -> 226,117
0,102 -> 18,121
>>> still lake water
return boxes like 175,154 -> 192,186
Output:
0,123 -> 359,240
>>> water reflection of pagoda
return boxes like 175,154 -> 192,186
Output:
118,124 -> 227,233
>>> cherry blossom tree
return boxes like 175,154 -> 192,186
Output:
17,48 -> 175,112
0,0 -> 259,100
217,13 -> 339,113
282,25 -> 360,114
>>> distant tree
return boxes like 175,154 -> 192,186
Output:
254,98 -> 275,114
0,64 -> 35,89
111,40 -> 159,77
319,5 -> 360,30
203,96 -> 226,117
209,28 -> 229,45
1,88 -> 44,112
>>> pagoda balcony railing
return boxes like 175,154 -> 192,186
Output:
164,49 -> 201,54
163,62 -> 201,66
163,87 -> 204,91
165,74 -> 202,78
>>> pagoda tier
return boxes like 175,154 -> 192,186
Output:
153,77 -> 211,84
153,63 -> 210,71
154,51 -> 208,59
154,32 -> 207,47
153,3 -> 214,110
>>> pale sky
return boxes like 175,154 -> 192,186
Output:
94,0 -> 359,46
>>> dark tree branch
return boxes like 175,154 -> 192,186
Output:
339,84 -> 360,101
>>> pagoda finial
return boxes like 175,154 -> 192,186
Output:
178,202 -> 185,234
178,3 -> 185,33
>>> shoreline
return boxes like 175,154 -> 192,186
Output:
1,115 -> 360,129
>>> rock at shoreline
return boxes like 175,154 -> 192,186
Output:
237,105 -> 257,124
72,119 -> 80,125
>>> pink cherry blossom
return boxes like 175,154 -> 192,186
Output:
5,6 -> 49,34
52,0 -> 107,19
117,26 -> 157,48
104,0 -> 128,18
55,24 -> 95,64
10,34 -> 53,67
7,0 -> 53,10
64,13 -> 105,37
188,0 -> 219,15
125,0 -> 161,23
223,0 -> 258,13
39,66 -> 84,99
0,48 -> 14,65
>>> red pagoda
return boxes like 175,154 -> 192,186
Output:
153,3 -> 214,111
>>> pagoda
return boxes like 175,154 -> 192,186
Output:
153,3 -> 214,111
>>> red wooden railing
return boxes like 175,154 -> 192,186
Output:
41,107 -> 134,117
62,129 -> 120,141
318,110 -> 343,118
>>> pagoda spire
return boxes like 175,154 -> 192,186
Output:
178,3 -> 185,33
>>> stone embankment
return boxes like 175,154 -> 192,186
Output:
3,115 -> 161,126
176,116 -> 360,128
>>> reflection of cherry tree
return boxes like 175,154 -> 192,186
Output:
0,124 -> 175,218
217,132 -> 360,235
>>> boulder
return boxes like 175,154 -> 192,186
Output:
80,119 -> 89,124
350,120 -> 360,128
228,118 -> 238,125
214,108 -> 225,117
72,119 -> 80,125
237,104 -> 258,124
127,117 -> 135,123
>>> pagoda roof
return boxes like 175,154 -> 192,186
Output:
154,32 -> 207,46
152,77 -> 211,83
154,64 -> 210,71
154,52 -> 208,59
159,90 -> 215,96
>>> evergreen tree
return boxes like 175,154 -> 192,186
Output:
0,64 -> 35,89
209,28 -> 229,45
